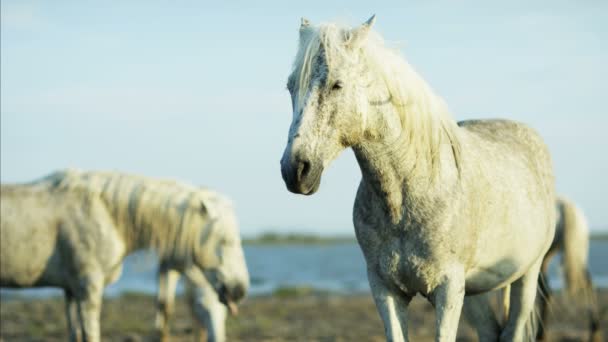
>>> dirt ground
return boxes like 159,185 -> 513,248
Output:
1,289 -> 606,341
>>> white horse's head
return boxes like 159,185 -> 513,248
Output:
281,15 -> 399,194
189,196 -> 249,315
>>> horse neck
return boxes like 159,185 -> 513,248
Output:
99,186 -> 185,258
352,108 -> 460,225
104,198 -> 156,254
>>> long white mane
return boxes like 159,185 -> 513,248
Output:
39,169 -> 233,262
292,22 -> 461,174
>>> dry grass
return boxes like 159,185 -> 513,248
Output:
1,289 -> 606,341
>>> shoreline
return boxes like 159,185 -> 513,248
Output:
1,289 -> 606,341
241,231 -> 608,245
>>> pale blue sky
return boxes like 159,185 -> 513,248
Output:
2,1 -> 607,235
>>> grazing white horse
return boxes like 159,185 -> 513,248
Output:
155,206 -> 240,342
0,169 -> 249,342
536,196 -> 600,340
280,16 -> 555,341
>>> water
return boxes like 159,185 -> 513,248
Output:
2,240 -> 607,299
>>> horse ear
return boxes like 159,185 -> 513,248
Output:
299,17 -> 313,38
347,14 -> 376,49
300,17 -> 311,30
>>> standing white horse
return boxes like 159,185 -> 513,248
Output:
155,198 -> 240,342
280,16 -> 555,341
0,169 -> 249,342
535,196 -> 600,340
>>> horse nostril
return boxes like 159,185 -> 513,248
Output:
296,160 -> 311,182
232,284 -> 246,302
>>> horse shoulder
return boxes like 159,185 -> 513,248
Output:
50,192 -> 125,283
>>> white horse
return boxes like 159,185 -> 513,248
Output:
280,16 -> 555,341
535,196 -> 600,340
0,169 -> 249,342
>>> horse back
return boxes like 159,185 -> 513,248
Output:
459,119 -> 551,163
458,118 -> 554,205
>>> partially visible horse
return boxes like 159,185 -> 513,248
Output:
536,196 -> 601,340
155,198 -> 240,342
280,16 -> 555,341
0,169 -> 249,342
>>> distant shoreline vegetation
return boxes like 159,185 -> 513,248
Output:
243,230 -> 608,245
242,231 -> 356,245
591,231 -> 608,241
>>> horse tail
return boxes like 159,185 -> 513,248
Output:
559,196 -> 590,298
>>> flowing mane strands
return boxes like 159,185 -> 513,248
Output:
46,169 -> 222,261
292,23 -> 462,174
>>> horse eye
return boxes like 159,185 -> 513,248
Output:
332,81 -> 343,90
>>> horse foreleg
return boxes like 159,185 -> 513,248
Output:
500,260 -> 543,342
156,267 -> 180,342
75,274 -> 104,342
367,269 -> 411,342
188,288 -> 227,342
190,295 -> 226,342
431,269 -> 465,342
64,289 -> 82,342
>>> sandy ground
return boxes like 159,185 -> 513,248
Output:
1,289 -> 606,341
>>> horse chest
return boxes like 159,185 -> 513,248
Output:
354,189 -> 460,295
356,223 -> 444,295
385,247 -> 440,295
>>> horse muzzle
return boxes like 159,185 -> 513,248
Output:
280,155 -> 323,195
218,283 -> 247,316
